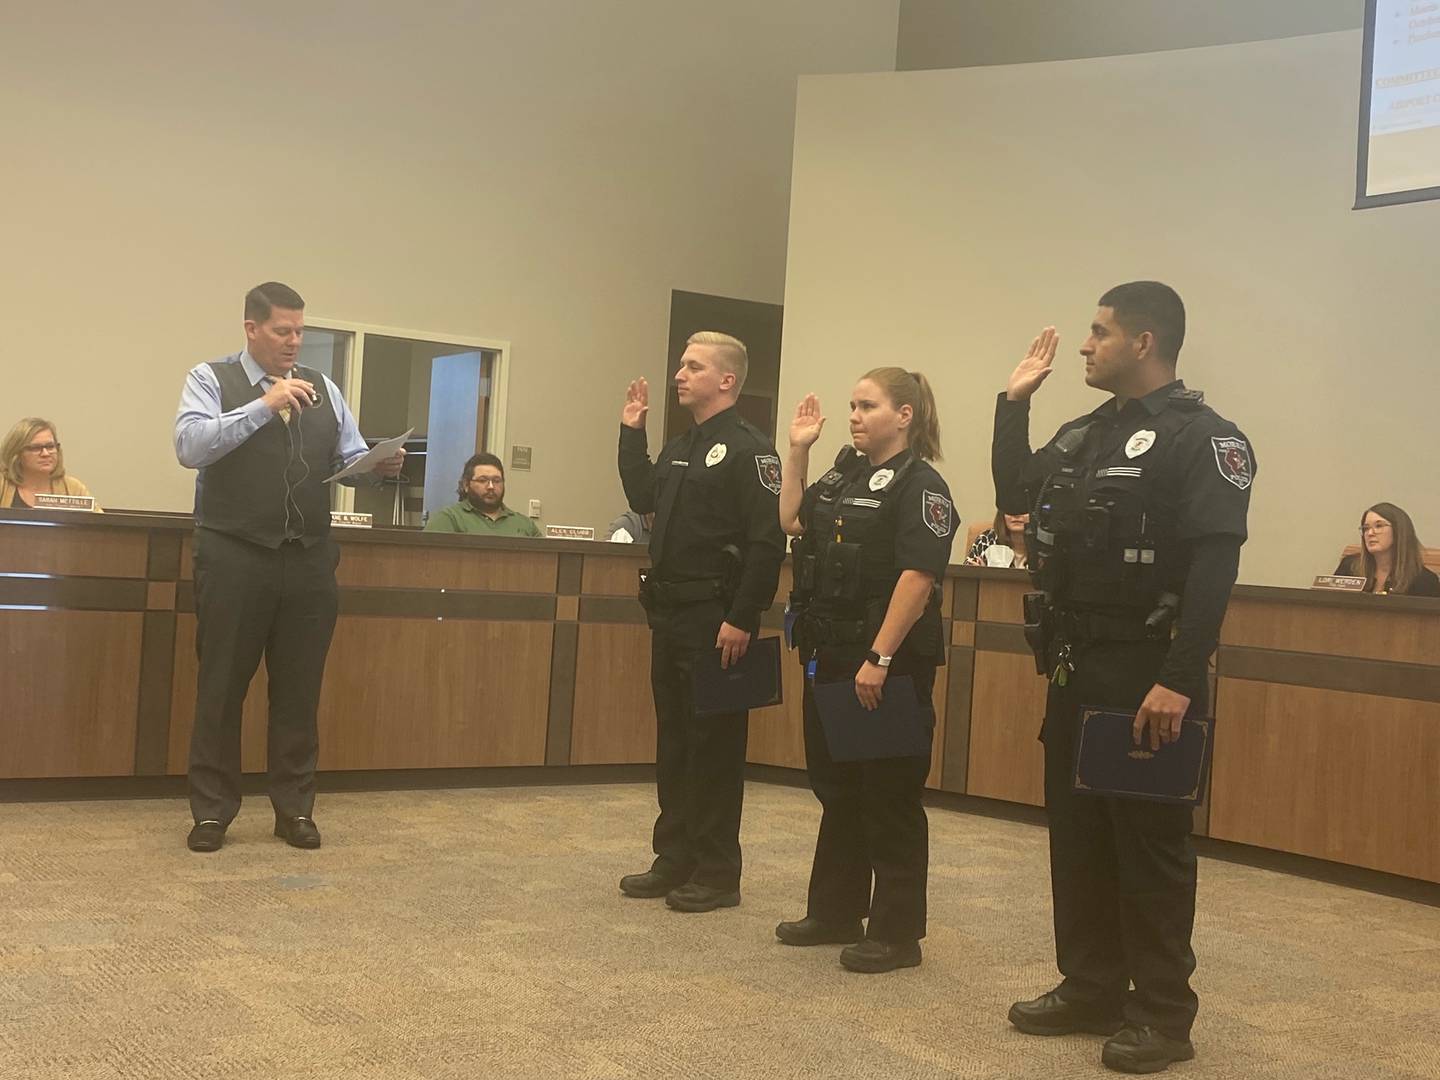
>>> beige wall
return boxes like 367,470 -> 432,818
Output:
896,0 -> 1360,70
780,31 -> 1440,588
0,1 -> 900,528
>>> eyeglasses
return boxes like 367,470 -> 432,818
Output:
469,477 -> 504,487
1360,522 -> 1392,534
23,442 -> 59,454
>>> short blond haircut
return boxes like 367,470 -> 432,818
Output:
2,417 -> 66,486
686,331 -> 749,392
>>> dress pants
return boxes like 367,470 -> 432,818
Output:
188,528 -> 340,826
647,599 -> 749,891
1042,638 -> 1203,1039
802,659 -> 935,943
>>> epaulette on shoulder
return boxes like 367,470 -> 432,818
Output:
1168,387 -> 1205,409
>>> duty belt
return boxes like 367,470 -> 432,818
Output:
800,614 -> 867,646
638,572 -> 726,608
1055,607 -> 1157,644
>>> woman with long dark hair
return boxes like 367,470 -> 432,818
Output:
1334,502 -> 1439,596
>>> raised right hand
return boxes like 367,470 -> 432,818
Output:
1006,327 -> 1059,402
622,378 -> 649,429
261,376 -> 316,415
789,393 -> 826,448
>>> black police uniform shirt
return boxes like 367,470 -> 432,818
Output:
799,447 -> 956,666
618,406 -> 786,634
992,379 -> 1256,699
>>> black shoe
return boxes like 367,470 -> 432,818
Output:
619,870 -> 682,898
775,917 -> 865,946
274,814 -> 321,849
186,820 -> 225,852
1101,1024 -> 1195,1074
839,939 -> 922,973
664,883 -> 740,912
1008,990 -> 1124,1036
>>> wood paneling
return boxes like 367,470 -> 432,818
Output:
336,544 -> 557,593
977,578 -> 1030,625
925,661 -> 950,789
951,621 -> 975,648
748,653 -> 806,769
317,618 -> 551,769
1220,597 -> 1440,667
570,623 -> 657,764
0,611 -> 142,778
0,523 -> 147,578
581,555 -> 646,597
1208,679 -> 1440,883
966,649 -> 1047,806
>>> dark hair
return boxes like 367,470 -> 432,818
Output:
1344,501 -> 1426,594
458,452 -> 504,497
1097,280 -> 1185,364
244,281 -> 306,323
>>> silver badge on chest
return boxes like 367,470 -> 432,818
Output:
868,468 -> 894,492
705,443 -> 727,467
1125,430 -> 1157,459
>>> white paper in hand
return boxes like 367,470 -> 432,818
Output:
984,544 -> 1015,568
325,428 -> 414,483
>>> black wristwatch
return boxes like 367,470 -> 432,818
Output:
865,650 -> 892,668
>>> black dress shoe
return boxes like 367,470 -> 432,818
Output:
187,820 -> 225,852
619,870 -> 680,899
1101,1024 -> 1195,1074
664,883 -> 740,912
274,814 -> 321,849
839,939 -> 922,973
1008,990 -> 1124,1036
775,917 -> 865,946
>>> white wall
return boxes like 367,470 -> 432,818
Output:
780,31 -> 1440,587
0,1 -> 900,527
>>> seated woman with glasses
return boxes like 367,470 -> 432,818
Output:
1334,502 -> 1439,596
0,417 -> 101,510
964,508 -> 1029,568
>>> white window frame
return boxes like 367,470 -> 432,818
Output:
305,317 -> 511,513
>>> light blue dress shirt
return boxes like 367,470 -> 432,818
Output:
174,351 -> 372,480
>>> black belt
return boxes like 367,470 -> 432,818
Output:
639,573 -> 725,608
800,613 -> 867,645
1056,607 -> 1156,644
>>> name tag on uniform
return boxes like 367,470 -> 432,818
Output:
31,493 -> 95,512
1311,574 -> 1366,592
330,511 -> 373,528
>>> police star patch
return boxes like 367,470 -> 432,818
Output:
755,453 -> 782,495
923,490 -> 953,538
1211,435 -> 1253,490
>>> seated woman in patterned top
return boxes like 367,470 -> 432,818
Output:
964,508 -> 1028,568
1334,502 -> 1440,596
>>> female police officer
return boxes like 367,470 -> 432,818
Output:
775,368 -> 956,973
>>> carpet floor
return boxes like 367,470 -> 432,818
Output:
1,782 -> 1436,1079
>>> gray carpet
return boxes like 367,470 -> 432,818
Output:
1,783 -> 1436,1079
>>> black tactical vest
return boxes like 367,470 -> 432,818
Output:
195,361 -> 340,548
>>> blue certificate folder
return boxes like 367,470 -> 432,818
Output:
692,636 -> 783,716
813,676 -> 931,762
1072,707 -> 1215,805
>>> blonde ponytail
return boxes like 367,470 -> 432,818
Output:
860,367 -> 943,461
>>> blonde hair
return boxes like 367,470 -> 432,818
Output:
859,368 -> 943,461
2,417 -> 66,486
686,331 -> 749,392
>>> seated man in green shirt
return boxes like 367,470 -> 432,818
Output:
424,452 -> 542,537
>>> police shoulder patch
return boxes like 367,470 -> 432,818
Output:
923,489 -> 953,538
1211,434 -> 1253,490
754,453 -> 782,495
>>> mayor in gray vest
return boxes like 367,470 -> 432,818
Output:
173,282 -> 404,853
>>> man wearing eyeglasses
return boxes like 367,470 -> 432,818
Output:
424,453 -> 541,537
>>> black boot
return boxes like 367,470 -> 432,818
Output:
839,939 -> 921,973
1101,1024 -> 1195,1073
775,917 -> 865,946
1007,990 -> 1124,1036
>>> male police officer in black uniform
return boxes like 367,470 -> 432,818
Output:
993,282 -> 1255,1073
616,331 -> 786,912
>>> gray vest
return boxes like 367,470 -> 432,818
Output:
195,360 -> 341,548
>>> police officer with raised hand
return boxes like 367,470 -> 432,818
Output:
616,331 -> 786,913
776,369 -> 954,973
994,282 -> 1255,1074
